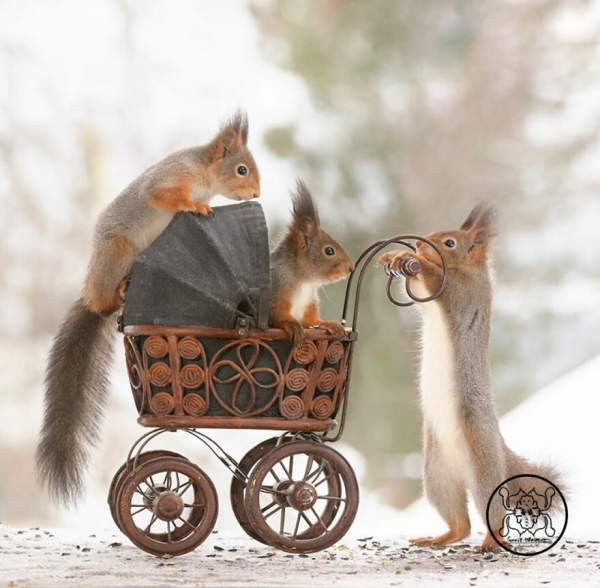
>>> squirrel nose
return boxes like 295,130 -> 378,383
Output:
348,262 -> 355,273
253,192 -> 260,199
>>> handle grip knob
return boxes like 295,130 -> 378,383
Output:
400,257 -> 421,277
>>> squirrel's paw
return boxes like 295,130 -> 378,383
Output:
193,201 -> 214,216
377,251 -> 415,276
476,534 -> 509,553
281,320 -> 306,348
318,320 -> 347,338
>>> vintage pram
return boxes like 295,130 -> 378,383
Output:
109,202 -> 447,557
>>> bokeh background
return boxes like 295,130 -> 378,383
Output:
1,0 -> 599,536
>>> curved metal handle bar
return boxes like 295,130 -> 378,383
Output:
341,234 -> 447,331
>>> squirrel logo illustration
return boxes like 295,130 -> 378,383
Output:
499,486 -> 556,538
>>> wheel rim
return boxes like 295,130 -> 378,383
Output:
245,441 -> 359,553
108,450 -> 187,534
117,456 -> 218,557
230,437 -> 279,544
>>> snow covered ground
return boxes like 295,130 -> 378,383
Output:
2,526 -> 599,588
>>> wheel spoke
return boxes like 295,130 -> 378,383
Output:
302,455 -> 314,482
261,500 -> 278,515
135,485 -> 149,499
300,510 -> 314,530
279,460 -> 293,481
279,506 -> 286,535
177,516 -> 197,531
163,470 -> 171,489
131,506 -> 148,516
317,495 -> 346,502
184,503 -> 205,508
314,471 -> 337,488
144,514 -> 157,532
167,521 -> 172,543
306,462 -> 326,483
288,454 -> 294,480
264,504 -> 284,520
176,480 -> 193,496
292,511 -> 302,539
310,507 -> 328,531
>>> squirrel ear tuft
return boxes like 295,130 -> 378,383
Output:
460,201 -> 499,244
291,178 -> 320,237
210,110 -> 248,159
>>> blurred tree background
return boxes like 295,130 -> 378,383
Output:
251,0 -> 600,506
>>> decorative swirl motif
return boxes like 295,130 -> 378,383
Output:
180,364 -> 205,389
144,336 -> 168,359
210,340 -> 283,417
281,396 -> 305,420
286,368 -> 310,392
178,337 -> 202,360
148,362 -> 172,387
124,337 -> 144,413
129,363 -> 141,390
125,340 -> 142,389
325,341 -> 344,364
150,392 -> 175,415
182,393 -> 207,417
310,396 -> 334,419
317,368 -> 338,393
293,341 -> 318,365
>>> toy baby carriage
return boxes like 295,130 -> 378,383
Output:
108,202 -> 447,557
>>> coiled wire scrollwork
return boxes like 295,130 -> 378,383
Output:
209,339 -> 284,416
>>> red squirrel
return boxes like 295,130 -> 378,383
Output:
269,180 -> 354,346
379,203 -> 564,552
37,112 -> 260,505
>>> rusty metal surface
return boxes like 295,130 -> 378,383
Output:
108,449 -> 187,534
244,440 -> 359,553
230,437 -> 280,545
116,455 -> 218,557
124,328 -> 354,432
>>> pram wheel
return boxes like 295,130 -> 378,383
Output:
230,437 -> 279,544
116,455 -> 218,556
244,441 -> 359,553
108,450 -> 188,534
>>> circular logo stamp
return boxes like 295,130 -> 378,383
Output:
486,474 -> 568,556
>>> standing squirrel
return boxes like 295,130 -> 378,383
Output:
378,203 -> 563,552
37,112 -> 260,505
269,180 -> 354,346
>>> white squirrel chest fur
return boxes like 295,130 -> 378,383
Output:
290,282 -> 318,321
419,298 -> 472,481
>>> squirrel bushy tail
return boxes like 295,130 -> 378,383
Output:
36,297 -> 115,505
505,447 -> 567,509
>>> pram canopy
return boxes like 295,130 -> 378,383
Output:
121,201 -> 270,330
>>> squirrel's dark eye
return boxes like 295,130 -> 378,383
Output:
444,239 -> 456,248
236,165 -> 248,177
325,246 -> 335,256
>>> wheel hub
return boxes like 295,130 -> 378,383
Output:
143,485 -> 167,507
287,482 -> 317,511
153,490 -> 184,521
272,480 -> 294,506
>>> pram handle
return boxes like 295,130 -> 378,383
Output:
340,235 -> 447,332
